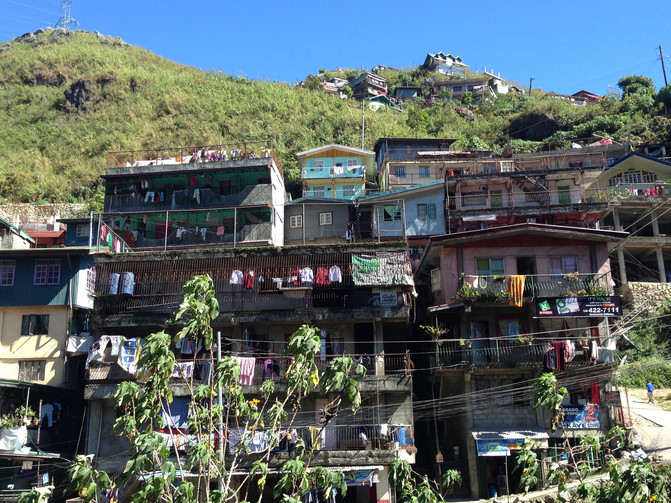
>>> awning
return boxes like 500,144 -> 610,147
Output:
462,215 -> 497,222
427,302 -> 465,313
473,429 -> 549,457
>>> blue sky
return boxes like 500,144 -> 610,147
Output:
1,0 -> 670,95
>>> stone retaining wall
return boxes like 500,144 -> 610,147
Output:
626,282 -> 671,313
0,204 -> 86,226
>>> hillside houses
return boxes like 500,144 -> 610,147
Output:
2,135 -> 666,502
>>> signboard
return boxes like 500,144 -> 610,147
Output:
562,404 -> 600,429
343,470 -> 379,486
602,391 -> 622,407
535,296 -> 622,317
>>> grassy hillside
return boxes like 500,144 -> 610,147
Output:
0,29 -> 669,207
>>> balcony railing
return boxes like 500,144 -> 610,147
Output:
388,173 -> 442,187
87,353 -> 410,383
436,338 -> 618,367
302,187 -> 365,199
302,165 -> 366,179
96,207 -> 274,252
106,142 -> 282,177
454,188 -> 597,210
104,185 -> 272,213
456,273 -> 612,302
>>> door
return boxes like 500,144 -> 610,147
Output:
490,190 -> 503,208
558,185 -> 571,204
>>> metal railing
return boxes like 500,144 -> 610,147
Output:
302,165 -> 366,179
436,339 -> 618,367
96,207 -> 275,252
87,353 -> 410,383
457,272 -> 612,301
388,172 -> 442,187
105,185 -> 272,213
441,151 -> 606,176
107,142 -> 281,176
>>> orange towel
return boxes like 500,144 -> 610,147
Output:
508,275 -> 526,307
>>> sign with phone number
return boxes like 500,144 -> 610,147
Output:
535,296 -> 622,317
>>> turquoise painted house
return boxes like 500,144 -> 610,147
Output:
297,144 -> 375,200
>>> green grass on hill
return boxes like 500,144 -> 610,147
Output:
0,29 -> 669,207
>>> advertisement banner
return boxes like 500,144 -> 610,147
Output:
562,404 -> 600,429
535,296 -> 622,317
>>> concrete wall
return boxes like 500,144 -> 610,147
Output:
0,305 -> 68,387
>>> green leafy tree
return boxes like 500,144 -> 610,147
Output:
62,275 -> 366,503
389,459 -> 462,502
341,85 -> 353,99
617,75 -> 655,97
303,74 -> 323,92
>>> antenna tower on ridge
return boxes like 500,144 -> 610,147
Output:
55,0 -> 79,30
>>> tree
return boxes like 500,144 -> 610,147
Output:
59,275 -> 366,503
657,84 -> 671,109
389,459 -> 462,502
617,75 -> 655,97
341,85 -> 353,99
303,74 -> 323,92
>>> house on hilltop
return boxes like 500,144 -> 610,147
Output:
422,52 -> 468,75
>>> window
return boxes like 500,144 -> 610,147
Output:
18,361 -> 45,382
419,166 -> 430,178
319,212 -> 332,226
86,266 -> 96,293
75,224 -> 89,238
343,185 -> 356,197
452,85 -> 463,92
34,259 -> 60,286
549,256 -> 578,280
476,258 -> 504,277
347,159 -> 358,167
417,203 -> 436,220
21,315 -> 49,335
394,166 -> 406,178
312,160 -> 325,169
312,186 -> 325,198
290,215 -> 303,228
383,205 -> 402,222
0,260 -> 15,286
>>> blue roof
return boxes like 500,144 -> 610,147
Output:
360,180 -> 444,201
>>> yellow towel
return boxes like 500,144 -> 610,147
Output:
508,275 -> 526,307
308,426 -> 321,450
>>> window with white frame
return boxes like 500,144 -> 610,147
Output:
18,360 -> 45,381
417,203 -> 436,220
290,215 -> 303,228
476,258 -> 505,277
312,186 -> 325,198
312,159 -> 325,169
0,260 -> 15,286
419,166 -> 430,178
86,266 -> 96,293
34,259 -> 60,286
319,212 -> 333,226
21,314 -> 49,335
347,159 -> 358,167
383,205 -> 402,222
343,185 -> 356,197
549,256 -> 578,280
394,166 -> 406,178
75,224 -> 89,238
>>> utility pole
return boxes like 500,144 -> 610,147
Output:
659,45 -> 668,87
529,77 -> 534,96
361,98 -> 365,149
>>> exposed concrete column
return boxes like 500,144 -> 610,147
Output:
376,468 -> 392,503
617,247 -> 628,286
613,207 -> 622,231
374,319 -> 385,376
657,247 -> 667,283
651,210 -> 660,236
464,373 -> 479,498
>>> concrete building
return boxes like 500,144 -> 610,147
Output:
414,223 -> 627,499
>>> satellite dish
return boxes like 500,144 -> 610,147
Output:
368,102 -> 381,111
